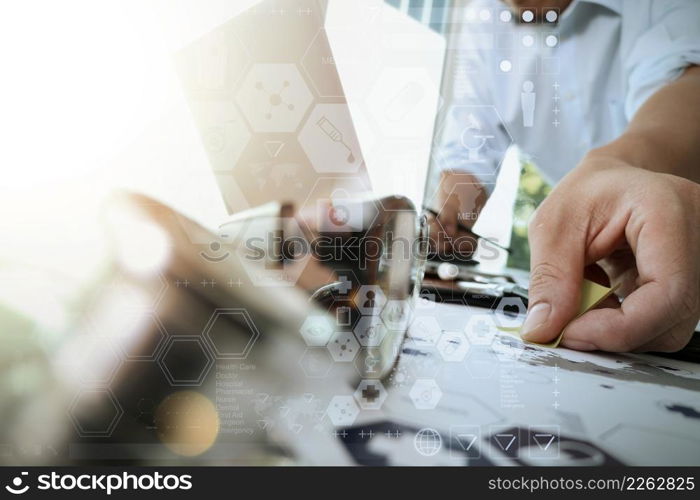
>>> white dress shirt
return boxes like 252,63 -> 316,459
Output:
436,0 -> 700,192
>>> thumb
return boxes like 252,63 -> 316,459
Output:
521,209 -> 585,343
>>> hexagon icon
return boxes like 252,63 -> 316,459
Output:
380,299 -> 411,332
298,103 -> 363,174
353,315 -> 388,347
355,285 -> 387,316
203,308 -> 260,359
188,100 -> 251,173
464,314 -> 499,346
354,379 -> 387,410
296,175 -> 376,236
409,379 -> 443,410
433,104 -> 513,178
299,348 -> 334,378
158,337 -> 214,386
436,331 -> 471,362
495,297 -> 527,328
327,331 -> 360,362
327,395 -> 360,427
299,314 -> 335,347
301,28 -> 344,98
354,347 -> 383,378
69,388 -> 124,438
366,67 -> 440,139
236,63 -> 313,133
407,314 -> 442,346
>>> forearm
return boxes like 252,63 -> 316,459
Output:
588,65 -> 700,183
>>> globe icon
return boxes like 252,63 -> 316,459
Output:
414,428 -> 442,456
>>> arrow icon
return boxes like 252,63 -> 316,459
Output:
456,434 -> 478,451
264,140 -> 285,158
533,433 -> 556,451
494,433 -> 517,451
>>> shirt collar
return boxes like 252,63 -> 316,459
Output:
565,0 -> 622,17
581,0 -> 622,15
558,0 -> 622,29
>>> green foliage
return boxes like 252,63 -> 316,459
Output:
506,160 -> 552,270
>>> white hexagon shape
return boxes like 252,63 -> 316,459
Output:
301,28 -> 344,98
188,101 -> 250,173
299,348 -> 334,378
433,104 -> 513,179
158,336 -> 214,386
298,103 -> 363,173
407,314 -> 442,346
299,314 -> 335,347
69,388 -> 124,438
354,347 -> 383,378
353,379 -> 387,410
380,299 -> 411,332
495,297 -> 527,328
464,314 -> 499,346
366,67 -> 440,139
296,175 -> 376,236
356,285 -> 387,316
436,331 -> 471,362
327,331 -> 359,362
236,63 -> 313,133
353,315 -> 388,347
491,337 -> 525,363
326,395 -> 360,427
235,216 -> 312,287
409,379 -> 443,410
203,308 -> 260,359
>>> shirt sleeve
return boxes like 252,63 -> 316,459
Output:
623,0 -> 700,120
435,23 -> 512,196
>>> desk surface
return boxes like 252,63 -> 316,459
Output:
338,301 -> 700,466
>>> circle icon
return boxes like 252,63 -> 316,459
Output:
499,10 -> 512,22
499,59 -> 512,72
521,10 -> 534,23
545,35 -> 559,47
545,10 -> 558,23
414,428 -> 442,456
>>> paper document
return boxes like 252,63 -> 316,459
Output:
500,279 -> 618,348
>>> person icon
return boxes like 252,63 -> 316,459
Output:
521,80 -> 536,127
363,290 -> 375,309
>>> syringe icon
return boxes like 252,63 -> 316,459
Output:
316,116 -> 355,163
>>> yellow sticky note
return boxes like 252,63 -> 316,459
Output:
498,279 -> 618,348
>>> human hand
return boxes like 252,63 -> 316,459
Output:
521,154 -> 700,352
427,172 -> 487,257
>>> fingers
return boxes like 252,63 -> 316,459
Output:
634,318 -> 696,352
559,279 -> 691,352
521,202 -> 587,343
